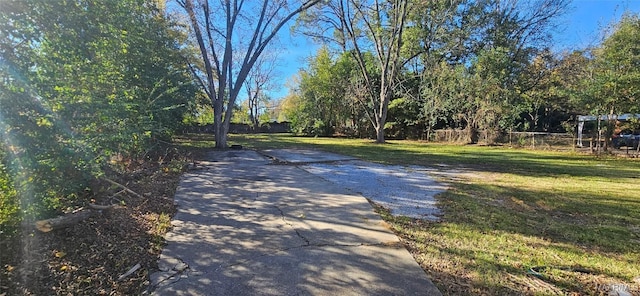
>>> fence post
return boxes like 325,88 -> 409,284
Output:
531,132 -> 535,149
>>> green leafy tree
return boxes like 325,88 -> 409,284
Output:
0,0 -> 196,220
417,48 -> 515,143
300,0 -> 410,143
517,49 -> 577,132
593,14 -> 640,114
0,148 -> 18,231
568,14 -> 640,149
418,61 -> 464,138
390,0 -> 569,141
231,101 -> 251,124
289,47 -> 357,136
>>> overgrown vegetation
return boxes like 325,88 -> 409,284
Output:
0,156 -> 18,232
0,0 -> 196,224
282,46 -> 365,137
1,1 -> 198,293
0,147 -> 188,294
230,134 -> 640,295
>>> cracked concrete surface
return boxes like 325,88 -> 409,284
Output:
149,150 -> 441,295
260,149 -> 444,220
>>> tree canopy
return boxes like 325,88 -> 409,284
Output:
290,0 -> 574,143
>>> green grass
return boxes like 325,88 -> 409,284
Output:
192,133 -> 640,295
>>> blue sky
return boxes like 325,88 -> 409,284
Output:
554,0 -> 640,50
267,0 -> 640,100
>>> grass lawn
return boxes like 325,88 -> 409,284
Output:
179,133 -> 640,295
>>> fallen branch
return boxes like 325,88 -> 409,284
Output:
117,263 -> 141,281
87,203 -> 123,211
35,203 -> 122,232
36,209 -> 94,233
102,177 -> 143,199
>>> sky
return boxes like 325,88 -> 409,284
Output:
554,0 -> 640,50
268,0 -> 640,100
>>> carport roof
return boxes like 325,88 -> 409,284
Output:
578,113 -> 640,122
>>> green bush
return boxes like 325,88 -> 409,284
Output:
0,153 -> 19,231
0,0 -> 197,220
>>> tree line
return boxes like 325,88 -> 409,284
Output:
281,0 -> 640,144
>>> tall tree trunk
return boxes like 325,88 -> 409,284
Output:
375,90 -> 391,143
375,125 -> 385,143
467,126 -> 479,144
213,97 -> 226,148
218,122 -> 229,148
253,103 -> 259,130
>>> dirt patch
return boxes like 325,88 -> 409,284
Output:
0,148 -> 197,295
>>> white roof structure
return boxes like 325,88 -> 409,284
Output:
576,113 -> 640,147
578,114 -> 640,122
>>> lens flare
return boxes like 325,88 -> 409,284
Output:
0,60 -> 81,286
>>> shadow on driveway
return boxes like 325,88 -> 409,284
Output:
149,150 -> 441,295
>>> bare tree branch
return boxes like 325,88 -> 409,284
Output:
179,0 -> 321,147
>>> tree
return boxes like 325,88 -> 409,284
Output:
289,47 -> 356,136
244,51 -> 279,130
0,151 -> 18,230
293,0 -> 569,142
480,0 -> 569,60
388,0 -> 480,140
593,14 -> 640,114
464,47 -> 514,142
263,98 -> 284,123
0,0 -> 196,219
177,0 -> 321,148
402,0 -> 479,67
417,61 -> 462,139
471,0 -> 570,135
300,0 -> 409,143
517,49 -> 578,132
557,50 -> 593,115
579,13 -> 640,149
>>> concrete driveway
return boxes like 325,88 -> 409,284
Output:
262,149 -> 444,220
149,149 -> 441,295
